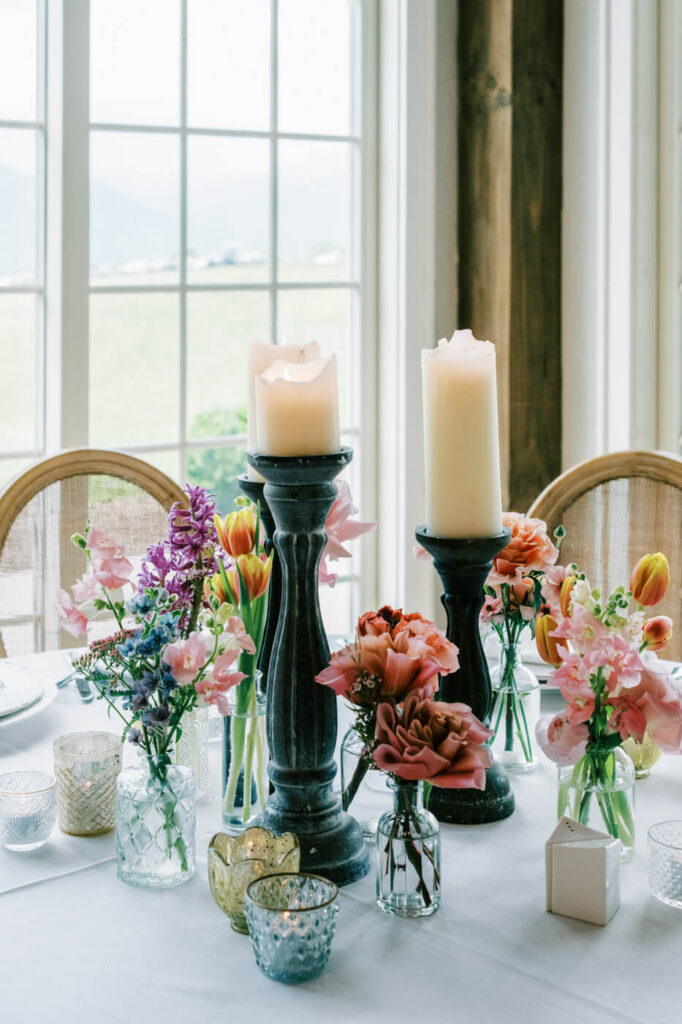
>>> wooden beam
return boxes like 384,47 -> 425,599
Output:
457,0 -> 563,513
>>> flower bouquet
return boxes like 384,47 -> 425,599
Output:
209,503 -> 272,830
316,607 -> 491,917
481,512 -> 564,772
536,552 -> 682,860
57,486 -> 254,886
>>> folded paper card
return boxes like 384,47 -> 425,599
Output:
546,817 -> 621,926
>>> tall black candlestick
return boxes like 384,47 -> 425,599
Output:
238,474 -> 279,690
415,526 -> 515,824
247,447 -> 369,886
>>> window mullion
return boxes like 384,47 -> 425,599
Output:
269,0 -> 278,342
179,0 -> 188,483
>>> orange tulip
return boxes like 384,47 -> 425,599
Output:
641,615 -> 673,652
630,553 -> 670,607
230,552 -> 272,602
559,576 -> 575,618
214,508 -> 255,558
535,613 -> 564,667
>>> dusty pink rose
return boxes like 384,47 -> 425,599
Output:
356,607 -> 459,675
373,692 -> 492,789
319,481 -> 375,587
163,634 -> 207,685
91,555 -> 133,589
489,512 -> 558,584
315,633 -> 440,704
56,589 -> 88,638
535,712 -> 589,766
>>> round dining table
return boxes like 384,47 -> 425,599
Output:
1,649 -> 681,1024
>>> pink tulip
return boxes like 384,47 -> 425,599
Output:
163,634 -> 207,685
535,713 -> 589,766
56,589 -> 88,638
373,692 -> 492,789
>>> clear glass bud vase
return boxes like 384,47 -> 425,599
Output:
115,753 -> 196,888
340,727 -> 389,840
175,707 -> 210,797
490,642 -> 540,772
376,779 -> 441,918
222,672 -> 268,832
558,745 -> 636,861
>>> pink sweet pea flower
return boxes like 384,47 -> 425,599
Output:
86,527 -> 125,561
56,589 -> 88,638
558,675 -> 596,724
71,567 -> 101,603
540,563 -> 572,618
535,712 -> 589,766
551,604 -> 610,654
195,666 -> 247,715
91,555 -> 133,590
606,697 -> 648,743
608,660 -> 682,752
599,634 -> 644,691
163,634 -> 207,685
223,616 -> 256,655
319,481 -> 375,587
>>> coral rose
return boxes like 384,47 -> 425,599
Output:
489,512 -> 558,584
315,633 -> 442,705
373,692 -> 492,788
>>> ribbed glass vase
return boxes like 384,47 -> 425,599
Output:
222,672 -> 268,832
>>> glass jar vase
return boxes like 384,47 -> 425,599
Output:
490,642 -> 540,772
175,707 -> 211,797
376,779 -> 441,918
558,745 -> 636,861
115,753 -> 196,888
340,727 -> 389,840
222,672 -> 268,832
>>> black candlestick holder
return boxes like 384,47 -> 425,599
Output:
238,474 -> 279,690
415,525 -> 515,824
246,447 -> 370,886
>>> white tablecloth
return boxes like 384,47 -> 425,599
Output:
1,652 -> 681,1024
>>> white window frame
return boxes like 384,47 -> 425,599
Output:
40,0 -> 380,625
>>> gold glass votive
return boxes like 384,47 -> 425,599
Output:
208,827 -> 300,934
53,731 -> 122,836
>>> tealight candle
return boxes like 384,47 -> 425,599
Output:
247,340 -> 320,479
53,732 -> 122,836
421,329 -> 503,537
254,356 -> 340,457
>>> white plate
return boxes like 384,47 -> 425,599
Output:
0,670 -> 57,729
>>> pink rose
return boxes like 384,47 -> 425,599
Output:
315,632 -> 442,705
163,634 -> 207,685
488,512 -> 558,584
536,713 -> 589,766
373,692 -> 492,789
56,589 -> 88,638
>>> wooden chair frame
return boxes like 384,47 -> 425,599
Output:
0,448 -> 186,554
527,450 -> 682,523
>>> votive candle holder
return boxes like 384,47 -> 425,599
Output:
648,821 -> 682,909
0,771 -> 57,851
53,731 -> 122,836
244,872 -> 339,984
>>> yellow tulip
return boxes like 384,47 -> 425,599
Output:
230,552 -> 272,602
630,553 -> 670,607
214,508 -> 255,558
535,613 -> 564,667
559,576 -> 575,619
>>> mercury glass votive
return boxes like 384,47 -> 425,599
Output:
53,731 -> 122,836
244,873 -> 339,984
208,828 -> 300,934
0,771 -> 57,851
648,821 -> 682,909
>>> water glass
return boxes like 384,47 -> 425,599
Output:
244,873 -> 339,983
0,771 -> 57,851
648,821 -> 682,909
53,731 -> 122,836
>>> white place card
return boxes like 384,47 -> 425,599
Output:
546,817 -> 621,926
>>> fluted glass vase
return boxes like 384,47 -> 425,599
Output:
175,707 -> 210,797
490,642 -> 540,772
376,780 -> 440,918
115,753 -> 196,888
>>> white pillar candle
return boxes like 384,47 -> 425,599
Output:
247,340 -> 320,479
255,356 -> 340,457
422,329 -> 503,537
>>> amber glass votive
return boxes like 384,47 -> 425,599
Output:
53,732 -> 122,836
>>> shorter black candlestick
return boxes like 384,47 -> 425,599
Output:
238,474 -> 279,690
415,526 -> 515,824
